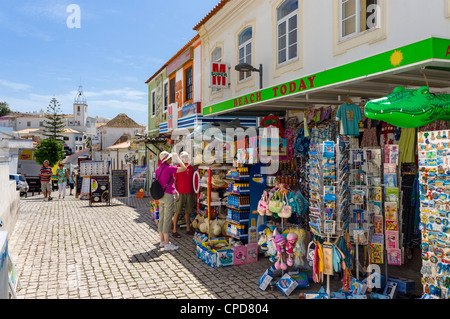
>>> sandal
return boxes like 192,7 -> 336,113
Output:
172,232 -> 181,238
186,229 -> 195,235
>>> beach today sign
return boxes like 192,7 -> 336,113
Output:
233,75 -> 317,108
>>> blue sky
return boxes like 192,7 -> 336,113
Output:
0,0 -> 216,127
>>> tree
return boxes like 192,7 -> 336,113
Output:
0,102 -> 12,117
34,138 -> 65,167
42,98 -> 65,142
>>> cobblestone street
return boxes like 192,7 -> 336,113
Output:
8,194 -> 307,299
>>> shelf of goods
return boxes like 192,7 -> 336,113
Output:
194,165 -> 258,268
196,165 -> 231,241
225,167 -> 250,241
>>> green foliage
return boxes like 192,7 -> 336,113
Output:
34,138 -> 65,167
42,98 -> 65,142
0,102 -> 12,117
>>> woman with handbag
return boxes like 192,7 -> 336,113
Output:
155,151 -> 186,251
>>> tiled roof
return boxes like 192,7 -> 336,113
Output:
104,113 -> 145,128
193,0 -> 231,31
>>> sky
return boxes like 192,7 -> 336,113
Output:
0,0 -> 216,127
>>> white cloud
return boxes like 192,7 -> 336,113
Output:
0,79 -> 32,91
84,88 -> 146,101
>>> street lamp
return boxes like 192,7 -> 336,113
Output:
235,63 -> 263,89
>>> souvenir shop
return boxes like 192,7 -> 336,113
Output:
150,38 -> 450,299
185,81 -> 450,299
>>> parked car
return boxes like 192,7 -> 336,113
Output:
64,147 -> 73,156
9,174 -> 29,195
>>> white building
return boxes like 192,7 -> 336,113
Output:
93,113 -> 146,170
0,130 -> 34,174
196,0 -> 450,117
0,86 -> 106,153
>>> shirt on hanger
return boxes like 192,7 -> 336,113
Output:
336,103 -> 362,136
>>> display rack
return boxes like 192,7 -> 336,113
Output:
225,165 -> 250,243
196,165 -> 230,240
383,144 -> 403,270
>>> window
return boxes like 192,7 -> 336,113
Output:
211,47 -> 222,93
163,82 -> 169,112
184,66 -> 193,102
169,77 -> 176,104
238,27 -> 252,81
277,0 -> 298,65
27,121 -> 31,127
63,137 -> 69,141
341,0 -> 378,39
77,106 -> 80,112
151,90 -> 156,117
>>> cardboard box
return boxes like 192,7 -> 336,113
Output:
246,244 -> 258,264
276,273 -> 298,296
233,245 -> 247,266
388,276 -> 415,294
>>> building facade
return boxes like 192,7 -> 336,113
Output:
93,113 -> 145,170
194,0 -> 450,118
0,86 -> 104,153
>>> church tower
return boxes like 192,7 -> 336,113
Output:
73,85 -> 87,127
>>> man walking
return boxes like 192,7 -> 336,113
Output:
172,151 -> 195,237
40,160 -> 54,201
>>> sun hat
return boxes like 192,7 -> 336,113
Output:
159,151 -> 172,163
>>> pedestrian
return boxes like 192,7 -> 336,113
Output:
173,151 -> 195,237
155,151 -> 186,251
69,169 -> 76,196
56,162 -> 70,200
39,160 -> 54,201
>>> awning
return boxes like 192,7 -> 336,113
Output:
203,37 -> 450,116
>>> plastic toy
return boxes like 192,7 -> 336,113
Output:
274,234 -> 287,270
257,225 -> 269,253
293,228 -> 307,268
285,232 -> 298,267
266,227 -> 277,262
364,86 -> 450,128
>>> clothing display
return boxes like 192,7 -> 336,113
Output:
360,118 -> 380,148
380,122 -> 397,146
398,127 -> 417,164
336,102 -> 362,136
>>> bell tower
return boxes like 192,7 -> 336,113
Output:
73,85 -> 87,126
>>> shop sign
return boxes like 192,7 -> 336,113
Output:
204,37 -> 450,116
168,103 -> 178,131
232,75 -> 316,108
167,48 -> 193,75
19,149 -> 33,160
175,80 -> 183,109
209,62 -> 229,89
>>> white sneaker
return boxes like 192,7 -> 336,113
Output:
164,243 -> 179,251
159,241 -> 165,248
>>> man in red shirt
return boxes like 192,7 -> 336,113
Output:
173,151 -> 195,237
40,160 -> 54,201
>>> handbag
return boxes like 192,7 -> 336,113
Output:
150,165 -> 172,200
268,191 -> 284,214
257,190 -> 269,216
278,192 -> 292,218
287,191 -> 301,215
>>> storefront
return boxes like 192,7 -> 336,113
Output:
186,36 -> 450,299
